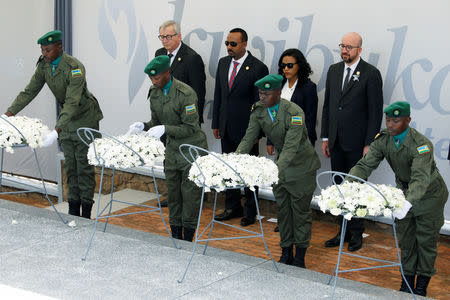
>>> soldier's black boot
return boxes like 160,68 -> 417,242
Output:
183,228 -> 196,242
293,246 -> 307,268
399,275 -> 415,293
278,246 -> 293,265
170,225 -> 183,240
81,202 -> 93,219
414,275 -> 431,296
68,201 -> 81,217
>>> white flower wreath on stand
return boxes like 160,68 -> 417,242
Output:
314,181 -> 411,220
87,133 -> 165,169
0,116 -> 51,153
188,153 -> 279,192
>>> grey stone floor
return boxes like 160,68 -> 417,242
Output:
0,199 -> 422,300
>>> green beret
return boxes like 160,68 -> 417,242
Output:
255,74 -> 284,90
384,101 -> 411,117
37,30 -> 62,46
144,55 -> 170,76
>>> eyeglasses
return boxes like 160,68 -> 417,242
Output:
225,41 -> 239,47
158,34 -> 178,41
338,44 -> 360,51
279,63 -> 297,69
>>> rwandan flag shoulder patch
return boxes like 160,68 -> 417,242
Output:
71,69 -> 82,78
291,116 -> 303,125
185,104 -> 197,114
417,144 -> 430,155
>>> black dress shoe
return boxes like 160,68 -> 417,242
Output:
324,233 -> 350,247
214,209 -> 243,221
159,199 -> 168,207
348,235 -> 363,252
240,217 -> 255,227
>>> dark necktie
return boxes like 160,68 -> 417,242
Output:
168,53 -> 174,59
342,67 -> 351,91
229,61 -> 239,90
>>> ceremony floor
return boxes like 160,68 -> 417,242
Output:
1,191 -> 449,299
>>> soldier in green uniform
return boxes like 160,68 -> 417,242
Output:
4,30 -> 103,219
128,55 -> 207,242
348,101 -> 448,296
236,74 -> 321,267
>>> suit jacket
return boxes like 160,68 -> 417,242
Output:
212,51 -> 268,143
321,58 -> 383,151
285,78 -> 318,144
155,42 -> 206,123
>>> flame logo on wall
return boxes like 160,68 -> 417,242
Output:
98,0 -> 148,104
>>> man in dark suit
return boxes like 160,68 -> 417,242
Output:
155,20 -> 206,123
321,32 -> 383,251
155,20 -> 206,207
212,28 -> 269,226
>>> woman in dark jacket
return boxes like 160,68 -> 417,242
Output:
267,48 -> 318,155
269,48 -> 318,233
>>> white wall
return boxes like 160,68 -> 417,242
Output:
0,0 -> 57,181
70,0 -> 448,222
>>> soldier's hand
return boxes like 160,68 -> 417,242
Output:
363,145 -> 370,156
267,145 -> 275,155
42,130 -> 58,147
5,111 -> 14,117
321,140 -> 330,158
212,129 -> 221,139
127,122 -> 144,135
147,125 -> 165,139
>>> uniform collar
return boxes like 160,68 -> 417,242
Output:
162,78 -> 172,97
393,127 -> 409,149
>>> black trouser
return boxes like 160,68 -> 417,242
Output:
330,138 -> 365,237
221,132 -> 259,218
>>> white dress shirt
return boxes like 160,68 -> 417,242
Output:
228,51 -> 249,80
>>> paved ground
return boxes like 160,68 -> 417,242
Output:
0,198 -> 424,300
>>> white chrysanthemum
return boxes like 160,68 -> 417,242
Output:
0,116 -> 50,152
188,153 -> 279,192
87,133 -> 165,169
316,181 -> 409,220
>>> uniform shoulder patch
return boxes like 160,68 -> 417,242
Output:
417,144 -> 430,155
185,104 -> 197,114
291,116 -> 303,125
71,69 -> 82,78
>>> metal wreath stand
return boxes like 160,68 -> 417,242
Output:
77,127 -> 179,261
316,171 -> 415,299
0,116 -> 67,224
177,144 -> 282,283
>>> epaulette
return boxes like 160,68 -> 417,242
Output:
374,131 -> 386,140
36,55 -> 44,66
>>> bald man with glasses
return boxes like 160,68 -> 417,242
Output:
321,32 -> 383,252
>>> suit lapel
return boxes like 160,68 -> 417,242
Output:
340,59 -> 364,99
170,43 -> 185,73
221,56 -> 232,93
229,52 -> 253,94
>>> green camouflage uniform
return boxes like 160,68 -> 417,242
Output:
8,52 -> 103,207
237,99 -> 321,247
349,128 -> 448,276
144,78 -> 207,229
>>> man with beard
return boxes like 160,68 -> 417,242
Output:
348,101 -> 448,297
321,32 -> 383,251
212,28 -> 268,226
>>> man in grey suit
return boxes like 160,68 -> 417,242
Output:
212,28 -> 268,226
321,32 -> 383,251
155,20 -> 206,124
155,20 -> 206,207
